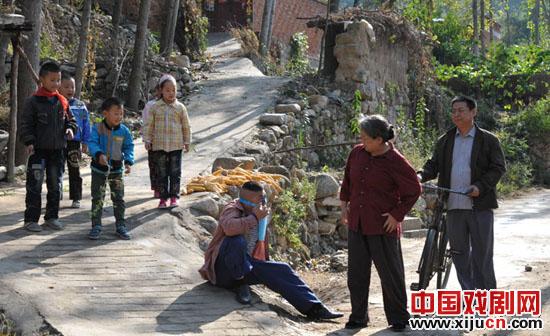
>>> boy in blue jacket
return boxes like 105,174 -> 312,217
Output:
59,72 -> 91,208
87,97 -> 134,240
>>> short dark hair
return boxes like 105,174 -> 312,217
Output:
101,97 -> 123,112
359,114 -> 395,142
39,61 -> 61,77
451,96 -> 477,110
241,181 -> 263,193
61,71 -> 73,81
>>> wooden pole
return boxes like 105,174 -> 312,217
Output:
273,141 -> 358,154
15,44 -> 39,84
7,36 -> 20,182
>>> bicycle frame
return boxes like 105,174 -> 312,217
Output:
411,184 -> 469,291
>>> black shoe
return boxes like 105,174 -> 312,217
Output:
391,322 -> 408,332
236,284 -> 251,304
345,320 -> 368,329
306,303 -> 344,320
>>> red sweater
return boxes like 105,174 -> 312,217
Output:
340,144 -> 422,237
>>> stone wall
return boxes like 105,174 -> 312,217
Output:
333,19 -> 411,122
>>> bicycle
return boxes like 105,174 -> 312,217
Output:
410,184 -> 471,291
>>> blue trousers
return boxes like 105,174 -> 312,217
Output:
446,209 -> 496,290
214,235 -> 321,314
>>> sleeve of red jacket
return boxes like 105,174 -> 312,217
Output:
219,206 -> 258,237
339,149 -> 353,202
388,154 -> 422,222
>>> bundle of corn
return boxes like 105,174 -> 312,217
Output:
184,167 -> 284,195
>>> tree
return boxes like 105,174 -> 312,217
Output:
160,0 -> 179,56
472,0 -> 479,56
480,0 -> 485,54
15,0 -> 42,165
532,0 -> 541,45
0,0 -> 15,89
74,0 -> 93,98
330,0 -> 340,13
126,0 -> 151,111
259,0 -> 276,57
108,0 -> 123,93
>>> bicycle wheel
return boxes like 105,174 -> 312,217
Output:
436,217 -> 453,289
418,228 -> 438,289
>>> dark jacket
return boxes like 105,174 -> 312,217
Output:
19,95 -> 77,150
420,124 -> 506,210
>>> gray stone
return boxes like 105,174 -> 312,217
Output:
258,129 -> 277,144
402,216 -> 423,231
307,151 -> 320,167
316,205 -> 329,217
183,81 -> 196,91
321,196 -> 341,207
196,216 -> 218,235
330,251 -> 348,271
307,203 -> 318,220
96,67 -> 108,78
318,220 -> 337,235
275,103 -> 301,114
0,129 -> 8,152
258,165 -> 290,178
292,168 -> 307,180
303,109 -> 317,118
0,166 -> 6,181
243,143 -> 270,155
324,215 -> 340,224
71,15 -> 81,27
308,220 -> 319,234
280,125 -> 289,134
337,225 -> 348,240
268,125 -> 285,137
171,54 -> 191,68
282,136 -> 293,149
212,156 -> 256,172
260,113 -> 288,126
190,197 -> 220,219
308,95 -> 329,109
402,229 -> 428,239
309,173 -> 340,199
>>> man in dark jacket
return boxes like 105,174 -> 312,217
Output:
19,61 -> 77,232
419,96 -> 506,290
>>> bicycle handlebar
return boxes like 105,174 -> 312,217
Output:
421,184 -> 472,196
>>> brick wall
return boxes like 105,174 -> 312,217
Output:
253,0 -> 326,56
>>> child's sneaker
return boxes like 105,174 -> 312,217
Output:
154,190 -> 160,198
88,225 -> 102,240
45,218 -> 65,230
169,197 -> 179,208
71,200 -> 81,208
158,199 -> 168,209
116,224 -> 131,240
24,222 -> 42,232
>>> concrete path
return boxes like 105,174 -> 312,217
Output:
0,34 -> 299,336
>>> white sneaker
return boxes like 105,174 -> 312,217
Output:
71,200 -> 81,208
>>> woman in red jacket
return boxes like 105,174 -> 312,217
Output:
340,115 -> 421,331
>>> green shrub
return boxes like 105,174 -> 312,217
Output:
395,100 -> 438,170
495,127 -> 534,194
272,177 -> 316,249
286,32 -> 313,77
